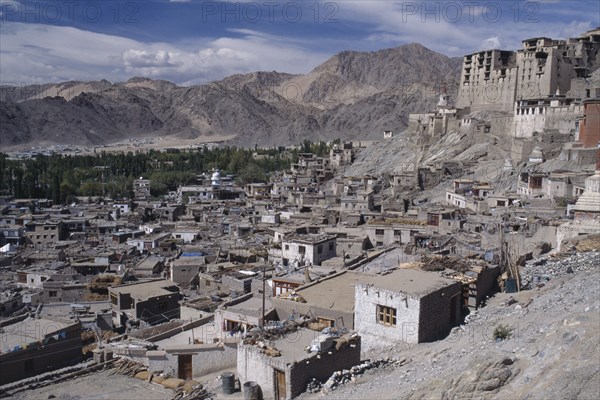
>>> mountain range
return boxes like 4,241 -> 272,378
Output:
0,43 -> 462,149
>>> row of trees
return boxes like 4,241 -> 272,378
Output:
0,141 -> 335,203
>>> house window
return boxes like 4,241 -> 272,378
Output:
375,229 -> 384,236
298,246 -> 306,254
377,305 -> 397,326
110,293 -> 118,305
205,279 -> 211,287
393,230 -> 401,236
49,291 -> 58,298
285,244 -> 289,250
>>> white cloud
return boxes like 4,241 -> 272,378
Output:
122,49 -> 182,68
559,20 -> 594,40
481,36 -> 503,50
0,22 -> 330,85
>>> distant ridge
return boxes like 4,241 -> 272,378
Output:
0,43 -> 462,149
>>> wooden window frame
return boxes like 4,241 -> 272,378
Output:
377,305 -> 397,326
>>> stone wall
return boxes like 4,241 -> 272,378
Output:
512,104 -> 582,138
418,282 -> 462,343
237,336 -> 361,400
147,343 -> 237,378
354,283 -> 421,348
288,337 -> 361,398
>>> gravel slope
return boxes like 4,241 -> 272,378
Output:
299,251 -> 600,400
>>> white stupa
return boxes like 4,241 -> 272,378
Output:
528,146 -> 544,164
211,169 -> 222,188
571,170 -> 600,217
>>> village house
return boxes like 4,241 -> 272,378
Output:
425,209 -> 467,236
171,226 -> 202,243
146,335 -> 237,381
329,142 -> 355,169
134,256 -> 165,278
0,290 -> 24,316
340,190 -> 375,213
177,185 -> 214,203
272,271 -> 358,329
0,225 -> 26,246
133,178 -> 151,201
237,328 -> 361,400
365,218 -> 427,248
518,172 -> 546,196
446,179 -> 493,212
354,268 -> 463,347
280,233 -> 336,267
170,255 -> 207,287
246,183 -> 273,200
486,193 -> 521,209
214,293 -> 277,337
109,280 -> 182,328
271,265 -> 336,297
24,219 -> 66,246
127,232 -> 172,253
40,279 -> 88,303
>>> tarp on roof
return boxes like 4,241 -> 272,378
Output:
0,243 -> 16,253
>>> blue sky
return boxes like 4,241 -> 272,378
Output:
1,0 -> 598,85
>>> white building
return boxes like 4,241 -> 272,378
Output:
354,269 -> 462,348
281,233 -> 336,267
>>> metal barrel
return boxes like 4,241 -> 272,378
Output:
243,381 -> 261,400
222,372 -> 235,394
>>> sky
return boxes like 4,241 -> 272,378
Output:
0,0 -> 599,85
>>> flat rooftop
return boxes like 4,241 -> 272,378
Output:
284,233 -> 336,244
355,268 -> 459,295
296,269 -> 458,312
273,327 -> 328,363
172,256 -> 206,266
226,296 -> 273,318
109,280 -> 179,299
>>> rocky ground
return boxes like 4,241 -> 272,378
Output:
298,250 -> 600,400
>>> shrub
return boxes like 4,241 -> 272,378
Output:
493,324 -> 513,340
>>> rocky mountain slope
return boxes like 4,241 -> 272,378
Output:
299,250 -> 600,400
0,44 -> 461,149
